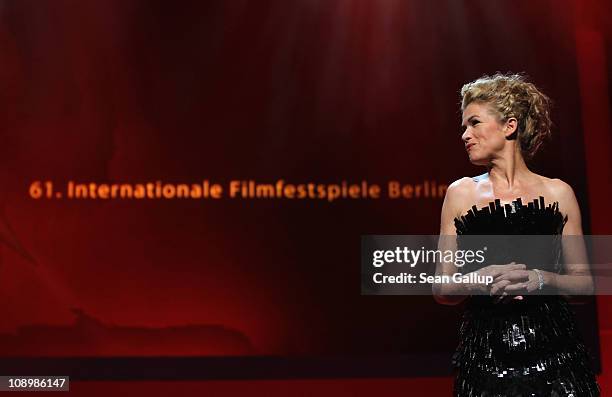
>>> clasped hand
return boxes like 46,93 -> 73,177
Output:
474,262 -> 540,304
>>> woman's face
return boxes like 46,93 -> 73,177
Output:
461,102 -> 509,166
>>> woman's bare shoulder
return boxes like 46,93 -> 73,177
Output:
448,176 -> 478,191
537,175 -> 577,202
444,176 -> 479,215
532,175 -> 580,218
448,175 -> 482,194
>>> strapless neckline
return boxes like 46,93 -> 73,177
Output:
455,195 -> 560,222
454,195 -> 568,235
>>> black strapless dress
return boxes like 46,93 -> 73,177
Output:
452,196 -> 601,396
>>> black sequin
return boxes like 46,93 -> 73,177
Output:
452,196 -> 601,396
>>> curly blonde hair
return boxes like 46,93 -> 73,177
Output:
460,73 -> 552,160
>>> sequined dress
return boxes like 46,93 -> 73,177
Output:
452,196 -> 600,396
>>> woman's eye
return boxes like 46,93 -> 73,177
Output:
471,120 -> 480,125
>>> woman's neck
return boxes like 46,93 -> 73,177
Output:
485,149 -> 532,190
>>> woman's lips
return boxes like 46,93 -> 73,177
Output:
466,143 -> 476,151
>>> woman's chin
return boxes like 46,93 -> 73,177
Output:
468,156 -> 488,166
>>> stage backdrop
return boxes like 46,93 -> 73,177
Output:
0,0 -> 599,378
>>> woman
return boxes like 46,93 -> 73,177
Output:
433,73 -> 601,396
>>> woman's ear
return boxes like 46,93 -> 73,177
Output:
504,117 -> 518,139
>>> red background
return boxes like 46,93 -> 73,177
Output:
0,0 -> 610,394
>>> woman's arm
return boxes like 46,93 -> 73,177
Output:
433,180 -> 470,305
433,179 -> 503,304
550,181 -> 594,302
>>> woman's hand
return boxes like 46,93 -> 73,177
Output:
489,267 -> 551,303
491,268 -> 541,294
468,262 -> 527,295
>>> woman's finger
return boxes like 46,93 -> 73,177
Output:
494,270 -> 530,283
490,280 -> 511,295
503,282 -> 528,292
